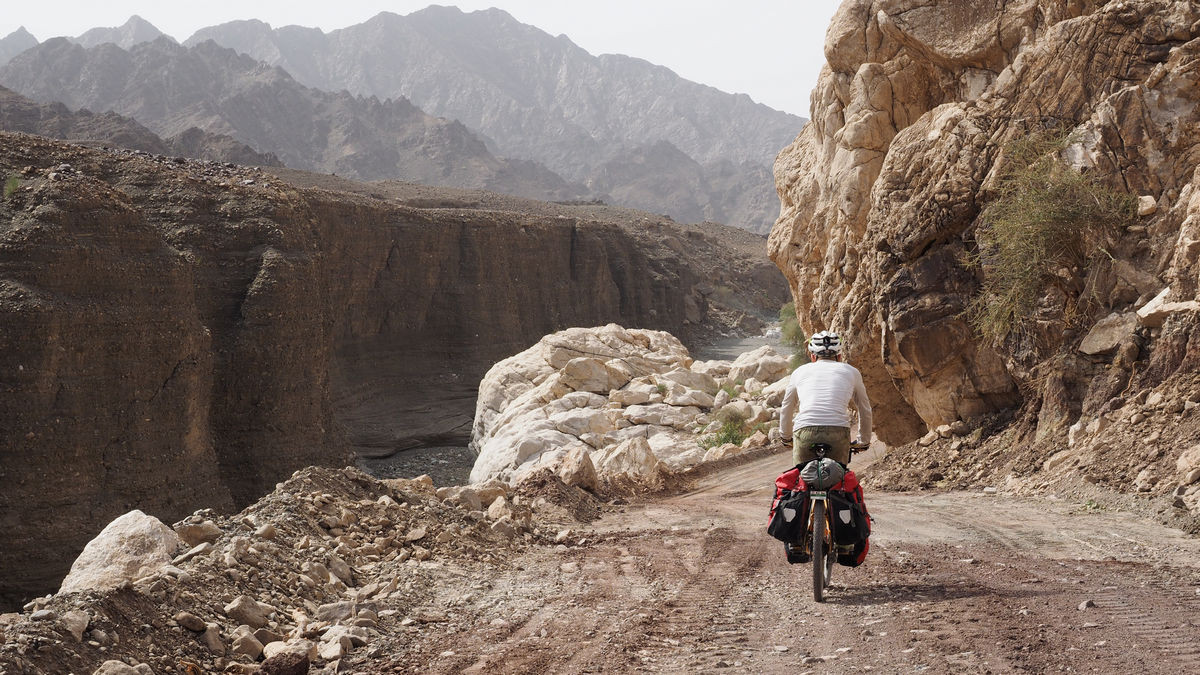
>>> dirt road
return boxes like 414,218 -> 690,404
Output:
359,450 -> 1200,674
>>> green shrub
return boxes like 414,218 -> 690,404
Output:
965,129 -> 1136,343
779,302 -> 805,349
789,352 -> 806,371
698,408 -> 749,449
3,175 -> 17,199
654,382 -> 668,396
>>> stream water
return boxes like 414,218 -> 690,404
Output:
356,327 -> 793,486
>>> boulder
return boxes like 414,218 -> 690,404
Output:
1079,312 -> 1137,355
436,486 -> 483,511
691,359 -> 732,379
559,357 -> 614,393
557,447 -> 599,492
593,437 -> 665,479
728,346 -> 790,385
59,510 -> 182,595
549,407 -> 616,437
623,403 -> 702,429
663,386 -> 716,408
703,443 -> 744,462
658,369 -> 720,395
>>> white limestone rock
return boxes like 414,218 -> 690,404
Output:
728,346 -> 790,385
593,437 -> 665,479
59,511 -> 182,595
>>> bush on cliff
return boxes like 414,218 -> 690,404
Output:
780,302 -> 807,371
965,129 -> 1136,343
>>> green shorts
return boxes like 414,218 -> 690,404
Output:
792,426 -> 851,465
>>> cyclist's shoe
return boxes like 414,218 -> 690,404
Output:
784,542 -> 811,564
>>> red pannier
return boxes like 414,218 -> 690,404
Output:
766,466 -> 809,543
767,465 -> 871,567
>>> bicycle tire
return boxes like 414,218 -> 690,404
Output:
812,499 -> 826,602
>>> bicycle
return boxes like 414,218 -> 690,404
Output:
784,441 -> 869,602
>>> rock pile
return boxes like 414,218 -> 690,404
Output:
470,324 -> 793,485
0,466 -> 598,674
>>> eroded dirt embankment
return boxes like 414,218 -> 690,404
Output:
3,449 -> 1197,674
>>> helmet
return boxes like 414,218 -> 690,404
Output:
808,330 -> 843,357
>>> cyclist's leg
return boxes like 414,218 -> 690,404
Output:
792,427 -> 819,465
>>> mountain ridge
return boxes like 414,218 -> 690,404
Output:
0,36 -> 588,201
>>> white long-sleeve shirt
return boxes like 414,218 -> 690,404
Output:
779,358 -> 873,441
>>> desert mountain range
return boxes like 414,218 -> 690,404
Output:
0,11 -> 804,231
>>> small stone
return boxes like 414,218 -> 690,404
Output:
319,640 -> 346,661
175,520 -> 222,547
174,611 -> 206,632
92,661 -> 146,675
1078,599 -> 1096,610
405,527 -> 427,542
982,487 -> 998,494
231,632 -> 265,659
61,609 -> 90,642
255,524 -> 277,540
328,556 -> 354,586
30,609 -> 56,621
1137,195 -> 1157,216
555,529 -> 572,544
773,645 -> 789,652
202,623 -> 225,655
560,562 -> 580,574
260,649 -> 310,675
315,601 -> 355,623
172,542 -> 213,565
224,595 -> 271,629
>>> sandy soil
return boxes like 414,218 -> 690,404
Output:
353,449 -> 1200,674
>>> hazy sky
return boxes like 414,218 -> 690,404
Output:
1,1 -> 842,116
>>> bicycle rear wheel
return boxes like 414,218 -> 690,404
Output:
812,500 -> 826,602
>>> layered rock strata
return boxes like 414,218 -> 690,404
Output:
769,0 -> 1200,454
470,325 -> 791,483
0,132 -> 786,609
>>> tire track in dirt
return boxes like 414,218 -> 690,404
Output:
355,449 -> 1200,674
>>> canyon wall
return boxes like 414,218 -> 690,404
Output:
0,133 -> 786,609
770,0 -> 1200,446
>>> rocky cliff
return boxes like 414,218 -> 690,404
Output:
769,0 -> 1200,511
0,38 -> 584,201
0,132 -> 786,610
185,8 -> 801,232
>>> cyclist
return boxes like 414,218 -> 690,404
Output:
779,330 -> 872,466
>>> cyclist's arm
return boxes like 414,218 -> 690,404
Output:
851,369 -> 873,443
779,380 -> 797,442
